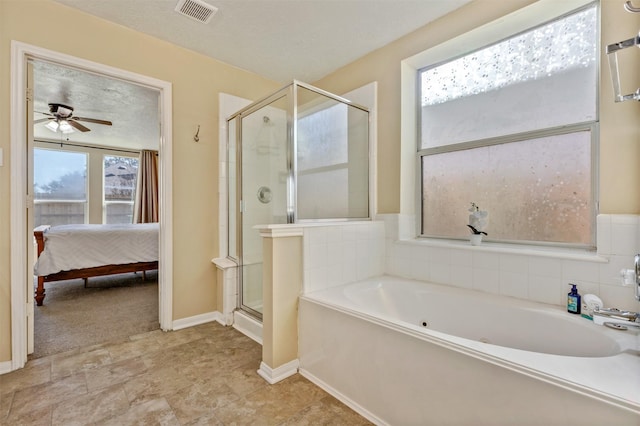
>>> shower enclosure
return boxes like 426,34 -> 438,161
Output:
227,81 -> 370,320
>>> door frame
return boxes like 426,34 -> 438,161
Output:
10,41 -> 174,370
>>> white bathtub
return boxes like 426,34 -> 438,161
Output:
298,276 -> 640,425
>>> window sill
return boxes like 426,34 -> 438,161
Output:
396,237 -> 608,263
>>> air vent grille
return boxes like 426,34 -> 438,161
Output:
175,0 -> 218,24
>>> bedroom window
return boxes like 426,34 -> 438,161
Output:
34,148 -> 88,227
418,3 -> 598,247
103,155 -> 139,224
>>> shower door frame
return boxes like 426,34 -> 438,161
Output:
228,85 -> 293,320
227,80 -> 371,321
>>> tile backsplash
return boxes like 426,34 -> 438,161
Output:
299,214 -> 639,311
380,213 -> 639,311
302,221 -> 385,294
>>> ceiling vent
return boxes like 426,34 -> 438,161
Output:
175,0 -> 218,24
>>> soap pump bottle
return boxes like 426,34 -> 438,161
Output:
567,284 -> 581,315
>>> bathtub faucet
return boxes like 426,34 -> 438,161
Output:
593,307 -> 639,322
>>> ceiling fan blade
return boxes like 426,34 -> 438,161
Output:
67,120 -> 91,132
35,111 -> 54,117
73,117 -> 112,126
34,117 -> 54,124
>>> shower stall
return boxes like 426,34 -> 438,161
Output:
227,81 -> 370,320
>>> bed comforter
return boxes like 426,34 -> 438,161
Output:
34,223 -> 159,276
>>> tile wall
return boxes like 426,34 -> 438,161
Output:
380,213 -> 640,311
301,221 -> 385,294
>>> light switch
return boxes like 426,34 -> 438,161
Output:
0,148 -> 3,166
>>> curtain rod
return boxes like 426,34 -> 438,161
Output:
34,139 -> 146,155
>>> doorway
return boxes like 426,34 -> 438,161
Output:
10,41 -> 173,370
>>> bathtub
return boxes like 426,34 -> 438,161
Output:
298,276 -> 640,425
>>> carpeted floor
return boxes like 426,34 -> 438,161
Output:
32,271 -> 159,359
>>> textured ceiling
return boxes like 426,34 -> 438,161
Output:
52,0 -> 471,83
33,61 -> 160,151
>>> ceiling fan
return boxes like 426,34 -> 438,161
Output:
35,103 -> 112,134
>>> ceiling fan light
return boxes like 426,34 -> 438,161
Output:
59,120 -> 74,133
44,120 -> 59,132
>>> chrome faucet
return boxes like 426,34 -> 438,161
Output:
593,307 -> 639,322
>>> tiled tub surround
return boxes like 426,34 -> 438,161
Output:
302,221 -> 386,294
297,214 -> 640,424
299,276 -> 640,425
382,214 -> 640,312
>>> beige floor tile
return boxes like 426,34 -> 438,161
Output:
99,397 -> 179,426
159,327 -> 208,349
10,373 -> 87,417
165,381 -> 240,424
0,391 -> 13,422
51,384 -> 129,425
0,361 -> 51,395
183,412 -> 224,425
215,361 -> 267,397
1,404 -> 52,426
281,394 -> 372,426
106,335 -> 164,363
141,342 -> 197,371
3,321 -> 369,425
85,357 -> 147,392
260,374 -> 328,411
122,365 -> 192,406
212,396 -> 298,426
50,348 -> 112,380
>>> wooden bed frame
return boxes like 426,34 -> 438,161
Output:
33,225 -> 158,306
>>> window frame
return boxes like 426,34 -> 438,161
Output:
102,153 -> 139,224
415,2 -> 600,249
33,147 -> 89,226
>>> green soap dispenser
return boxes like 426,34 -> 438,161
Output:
567,284 -> 581,315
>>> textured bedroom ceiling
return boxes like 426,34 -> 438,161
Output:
33,61 -> 160,151
37,0 -> 472,149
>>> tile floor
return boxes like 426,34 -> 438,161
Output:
0,322 -> 370,425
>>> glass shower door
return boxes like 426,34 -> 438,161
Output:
239,97 -> 289,318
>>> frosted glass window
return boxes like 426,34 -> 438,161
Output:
297,86 -> 369,220
298,103 -> 348,171
420,5 -> 597,149
418,4 -> 597,246
422,132 -> 592,245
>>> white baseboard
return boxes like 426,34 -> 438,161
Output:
172,311 -> 220,331
298,368 -> 387,426
257,359 -> 299,384
233,310 -> 262,344
217,312 -> 234,327
0,360 -> 14,375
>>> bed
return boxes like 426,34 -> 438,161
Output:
33,223 -> 159,306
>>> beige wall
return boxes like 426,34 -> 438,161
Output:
0,0 -> 278,362
315,0 -> 640,215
